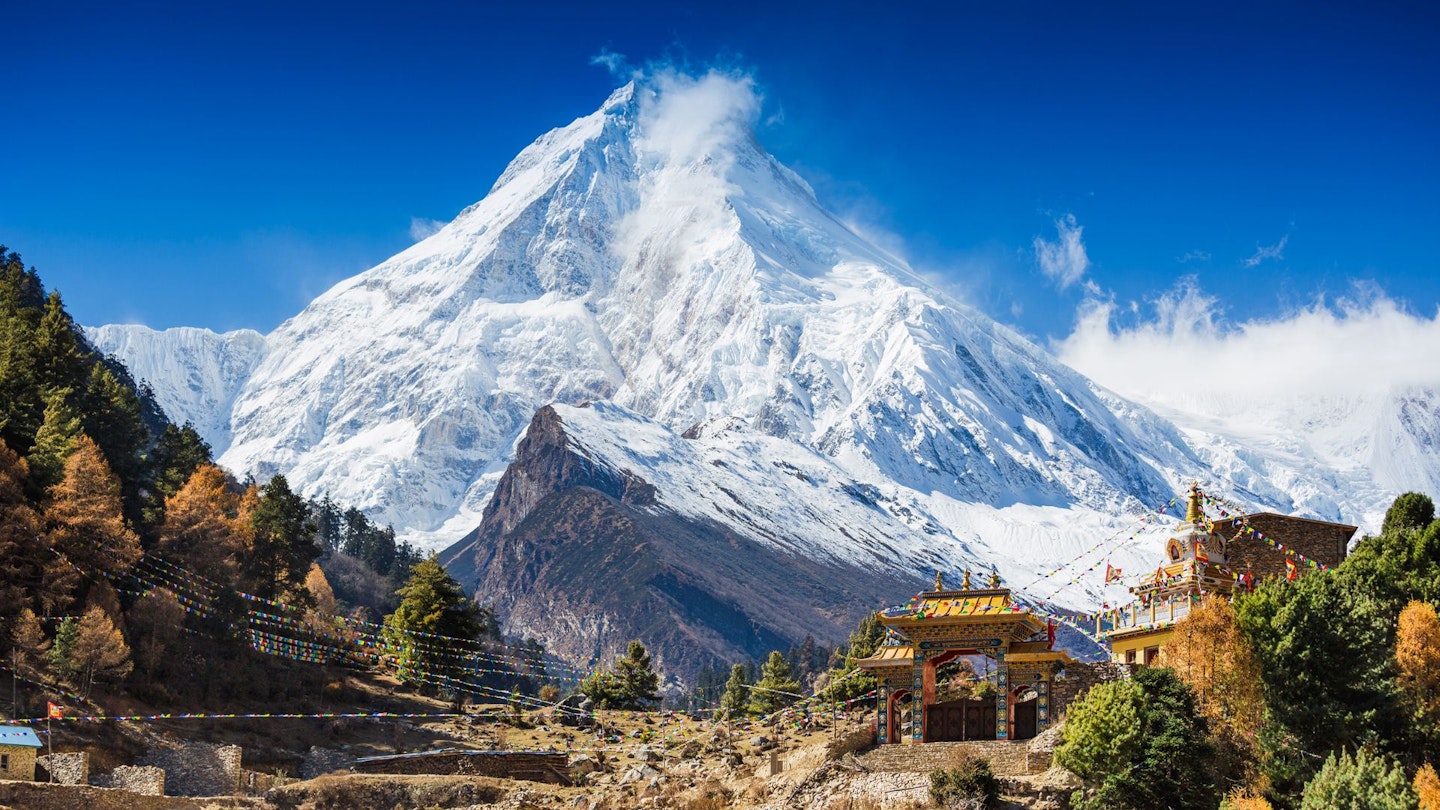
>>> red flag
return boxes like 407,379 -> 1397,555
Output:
1105,564 -> 1123,583
1285,558 -> 1298,582
1153,567 -> 1164,585
48,701 -> 62,719
1194,543 -> 1210,564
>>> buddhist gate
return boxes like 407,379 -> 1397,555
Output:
856,571 -> 1075,744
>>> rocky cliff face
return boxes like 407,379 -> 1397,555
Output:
441,403 -> 936,678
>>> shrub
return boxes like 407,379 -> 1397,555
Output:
929,755 -> 1000,809
1299,748 -> 1418,810
826,725 -> 877,760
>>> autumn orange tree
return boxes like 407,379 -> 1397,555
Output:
1397,600 -> 1440,756
0,442 -> 55,628
1161,594 -> 1266,789
159,463 -> 246,583
44,435 -> 141,605
69,605 -> 132,699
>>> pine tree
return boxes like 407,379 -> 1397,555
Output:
242,474 -> 318,602
146,422 -> 212,525
580,640 -> 661,710
33,291 -> 87,395
78,363 -> 148,522
1299,748 -> 1418,810
27,387 -> 82,493
721,663 -> 750,717
48,616 -> 78,684
71,605 -> 131,699
749,650 -> 801,716
44,435 -> 142,605
383,557 -> 487,689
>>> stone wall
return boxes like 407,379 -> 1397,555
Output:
141,742 -> 242,796
353,750 -> 569,784
1050,661 -> 1131,720
1,746 -> 37,781
37,751 -> 89,785
104,765 -> 166,796
1211,513 -> 1354,581
300,746 -> 353,779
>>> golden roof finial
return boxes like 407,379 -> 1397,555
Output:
934,570 -> 945,592
962,569 -> 973,590
988,570 -> 1001,588
1186,481 -> 1204,524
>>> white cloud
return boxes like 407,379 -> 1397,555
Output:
1033,214 -> 1090,289
1055,279 -> 1440,410
633,68 -> 761,168
1179,250 -> 1210,264
590,49 -> 634,78
1242,235 -> 1288,268
409,217 -> 445,242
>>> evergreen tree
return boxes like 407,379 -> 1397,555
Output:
382,557 -> 488,689
48,616 -> 78,684
822,611 -> 886,701
78,363 -> 148,522
311,493 -> 343,551
721,663 -> 750,717
27,387 -> 82,493
242,474 -> 318,602
580,641 -> 661,710
146,422 -> 212,524
749,650 -> 801,716
1299,748 -> 1418,810
1383,493 -> 1436,537
1057,667 -> 1217,810
33,291 -> 87,395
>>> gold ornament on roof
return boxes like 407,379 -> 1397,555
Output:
988,571 -> 1001,588
934,570 -> 945,592
962,570 -> 972,590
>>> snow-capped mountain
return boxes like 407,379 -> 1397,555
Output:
87,74 -> 1424,618
85,324 -> 267,452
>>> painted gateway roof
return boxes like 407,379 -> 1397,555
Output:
0,725 -> 42,748
879,589 -> 1017,620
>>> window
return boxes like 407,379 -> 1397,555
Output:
1125,648 -> 1136,664
1,752 -> 9,770
1144,646 -> 1160,666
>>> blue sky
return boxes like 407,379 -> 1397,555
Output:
3,1 -> 1436,346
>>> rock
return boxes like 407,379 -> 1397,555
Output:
636,745 -> 661,763
749,735 -> 773,750
569,754 -> 602,777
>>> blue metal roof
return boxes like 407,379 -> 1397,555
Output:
0,725 -> 43,748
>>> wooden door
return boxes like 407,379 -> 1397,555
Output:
1012,697 -> 1038,740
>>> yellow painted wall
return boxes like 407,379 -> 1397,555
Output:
1109,628 -> 1174,665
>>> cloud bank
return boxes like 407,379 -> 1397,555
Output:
409,217 -> 445,242
1056,280 -> 1440,412
1034,214 -> 1090,289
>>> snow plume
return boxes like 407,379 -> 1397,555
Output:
409,217 -> 444,241
1034,214 -> 1090,289
1056,279 -> 1440,411
633,69 -> 761,168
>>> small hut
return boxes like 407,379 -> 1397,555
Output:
0,725 -> 42,780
